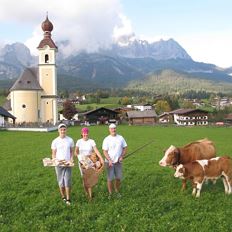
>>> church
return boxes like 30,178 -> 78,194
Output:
7,16 -> 58,125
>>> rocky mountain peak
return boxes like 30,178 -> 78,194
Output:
106,38 -> 192,60
0,42 -> 36,67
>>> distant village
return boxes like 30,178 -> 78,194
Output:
1,85 -> 232,130
56,94 -> 232,127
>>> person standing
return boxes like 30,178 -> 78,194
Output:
75,127 -> 104,200
102,123 -> 127,198
51,123 -> 74,205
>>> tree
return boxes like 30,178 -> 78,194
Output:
120,96 -> 133,105
138,96 -> 147,104
164,95 -> 180,110
155,100 -> 171,114
181,100 -> 195,109
62,100 -> 77,120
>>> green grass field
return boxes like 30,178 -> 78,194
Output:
76,97 -> 121,111
1,126 -> 232,231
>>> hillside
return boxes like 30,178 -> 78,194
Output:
126,69 -> 232,94
57,54 -> 232,90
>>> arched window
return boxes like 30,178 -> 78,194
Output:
45,54 -> 49,63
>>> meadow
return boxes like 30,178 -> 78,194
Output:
0,125 -> 232,231
75,97 -> 121,112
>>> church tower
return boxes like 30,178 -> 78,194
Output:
37,15 -> 58,125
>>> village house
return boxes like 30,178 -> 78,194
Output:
80,107 -> 118,125
133,103 -> 153,111
127,103 -> 153,111
0,106 -> 16,127
158,112 -> 170,124
126,110 -> 157,125
159,108 -> 209,126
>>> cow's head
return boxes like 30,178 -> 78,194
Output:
174,164 -> 185,179
159,145 -> 180,167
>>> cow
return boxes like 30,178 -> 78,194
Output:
174,156 -> 232,197
159,138 -> 216,190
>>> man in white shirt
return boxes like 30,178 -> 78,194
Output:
102,123 -> 127,198
51,123 -> 74,205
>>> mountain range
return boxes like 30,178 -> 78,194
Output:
0,39 -> 232,93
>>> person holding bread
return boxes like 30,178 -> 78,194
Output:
51,123 -> 74,205
75,127 -> 104,200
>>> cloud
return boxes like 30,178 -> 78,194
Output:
0,0 -> 133,56
113,14 -> 134,41
177,32 -> 232,68
2,0 -> 231,67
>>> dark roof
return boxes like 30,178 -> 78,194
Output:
10,67 -> 43,91
127,110 -> 157,118
2,99 -> 11,111
82,107 -> 118,116
37,37 -> 58,49
169,108 -> 208,115
0,107 -> 16,119
158,112 -> 169,118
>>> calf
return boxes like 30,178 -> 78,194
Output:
174,156 -> 232,197
159,138 -> 216,190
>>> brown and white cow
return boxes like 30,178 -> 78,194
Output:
174,156 -> 232,197
159,139 -> 216,190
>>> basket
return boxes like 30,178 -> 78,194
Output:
89,152 -> 104,173
82,168 -> 99,188
80,152 -> 104,173
81,152 -> 104,188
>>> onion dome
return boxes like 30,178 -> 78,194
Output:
41,16 -> 53,32
37,14 -> 57,49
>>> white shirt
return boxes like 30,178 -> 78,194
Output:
76,138 -> 96,161
51,136 -> 74,161
102,134 -> 127,163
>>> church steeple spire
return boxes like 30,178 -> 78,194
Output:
37,14 -> 57,49
37,14 -> 58,125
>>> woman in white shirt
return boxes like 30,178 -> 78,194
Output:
75,127 -> 103,200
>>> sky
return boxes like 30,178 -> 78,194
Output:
0,0 -> 232,68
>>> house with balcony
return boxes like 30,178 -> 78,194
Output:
159,108 -> 209,126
